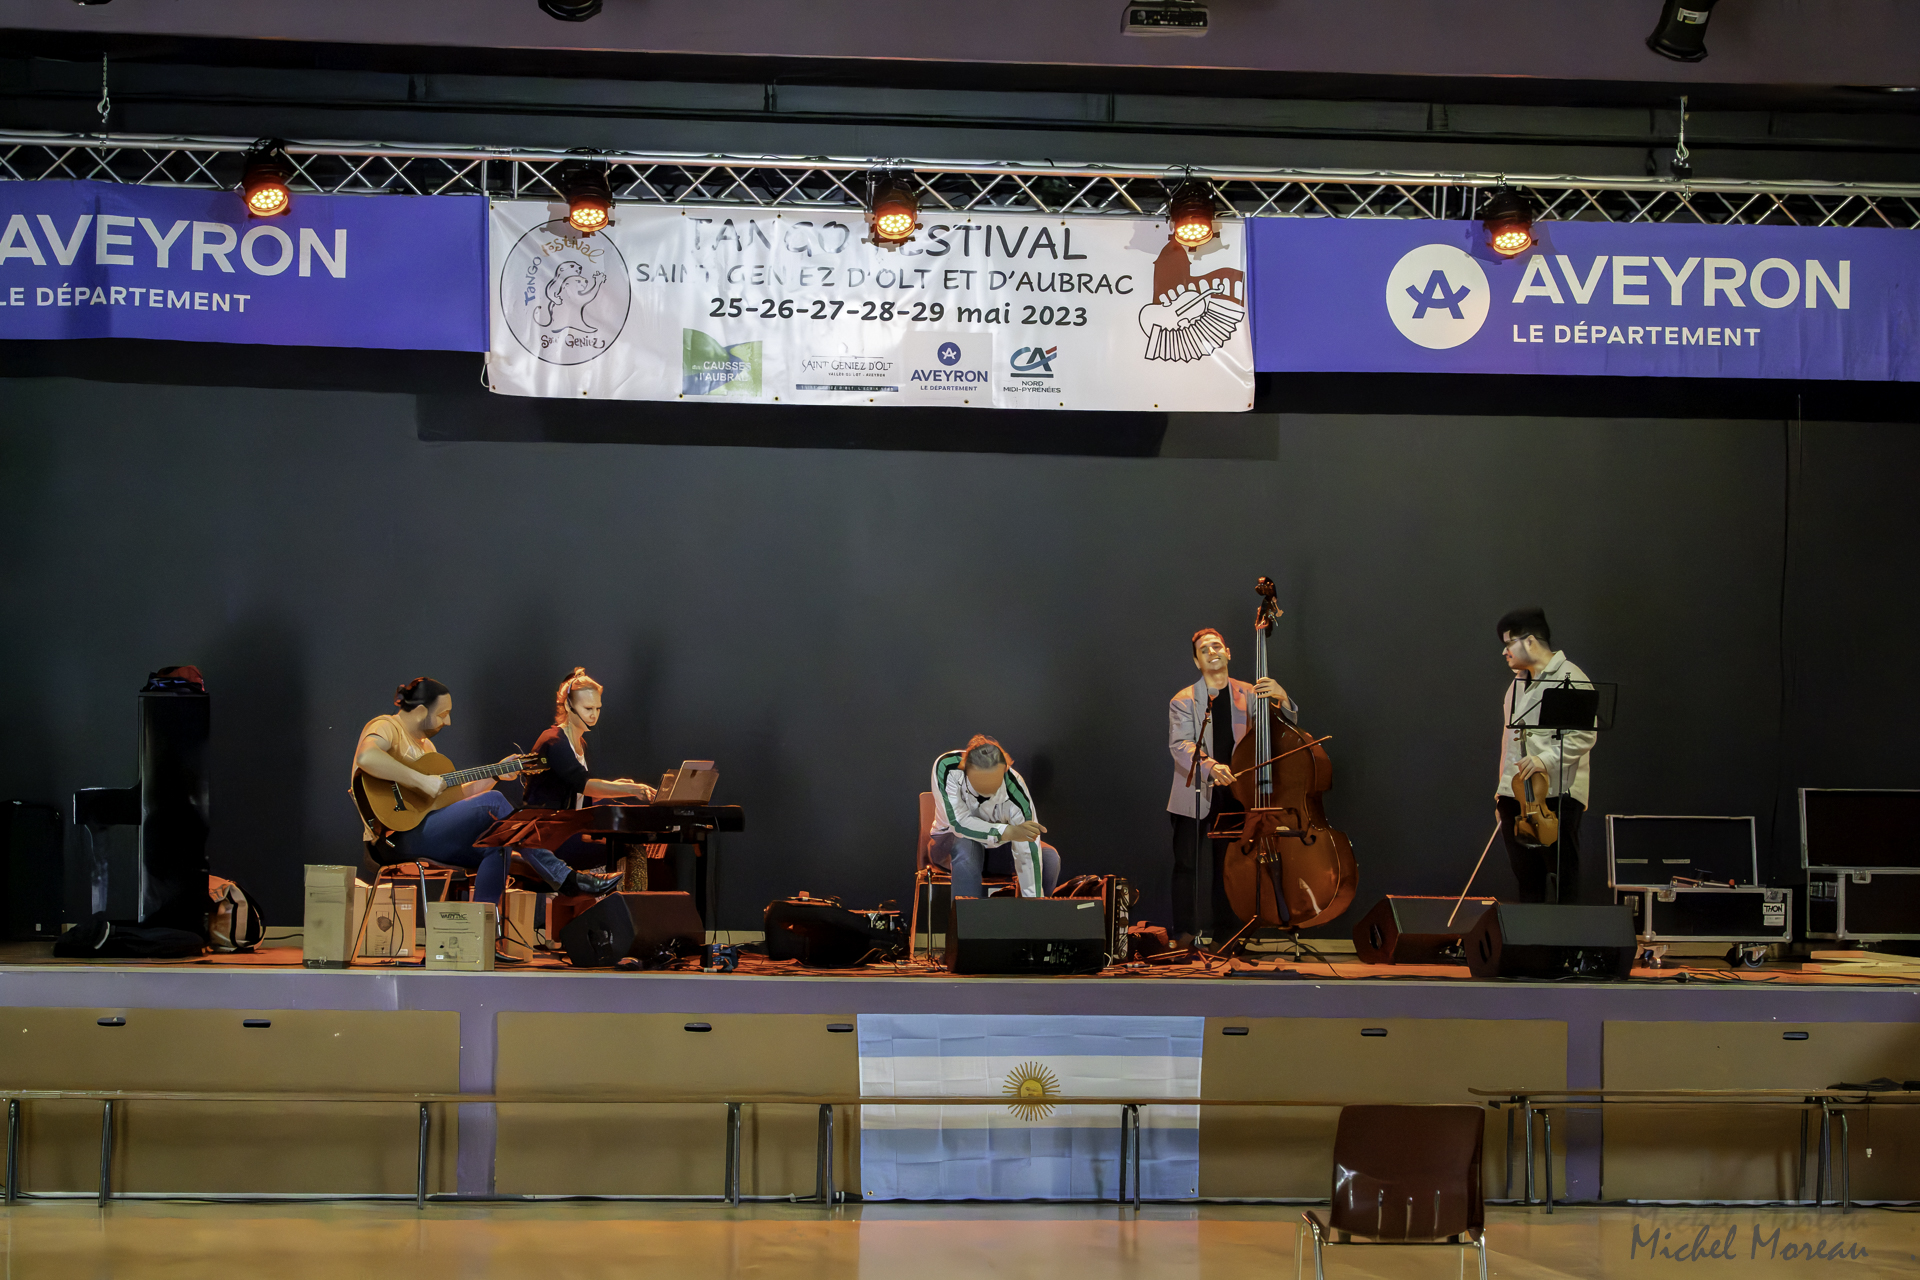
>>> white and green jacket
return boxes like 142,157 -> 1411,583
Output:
929,749 -> 1045,896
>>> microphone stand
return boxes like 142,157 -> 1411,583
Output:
1184,694 -> 1213,951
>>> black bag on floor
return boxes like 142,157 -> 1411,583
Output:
53,913 -> 206,959
764,895 -> 903,968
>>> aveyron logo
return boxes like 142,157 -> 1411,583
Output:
682,329 -> 763,396
911,340 -> 986,393
498,218 -> 632,365
1385,244 -> 1490,349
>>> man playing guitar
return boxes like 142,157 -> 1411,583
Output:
353,677 -> 618,907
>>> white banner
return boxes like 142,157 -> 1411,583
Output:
486,201 -> 1253,412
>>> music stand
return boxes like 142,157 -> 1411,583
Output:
1507,676 -> 1618,904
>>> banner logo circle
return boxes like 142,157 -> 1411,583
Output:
1385,244 -> 1490,349
498,220 -> 632,365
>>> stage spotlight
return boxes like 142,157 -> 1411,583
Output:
867,173 -> 920,245
1168,180 -> 1217,248
1647,0 -> 1718,62
539,0 -> 603,19
240,145 -> 293,217
1480,186 -> 1534,257
558,162 -> 613,234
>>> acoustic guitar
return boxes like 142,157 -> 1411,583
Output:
352,750 -> 544,836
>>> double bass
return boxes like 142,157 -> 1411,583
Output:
1220,577 -> 1359,933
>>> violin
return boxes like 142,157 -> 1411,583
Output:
1220,577 -> 1359,934
1512,771 -> 1559,848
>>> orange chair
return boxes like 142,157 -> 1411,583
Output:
1298,1104 -> 1487,1280
908,791 -> 1018,961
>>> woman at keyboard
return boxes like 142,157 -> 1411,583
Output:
523,668 -> 660,885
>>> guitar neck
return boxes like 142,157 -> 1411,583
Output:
438,759 -> 521,787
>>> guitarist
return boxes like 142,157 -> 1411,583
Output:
353,677 -> 619,907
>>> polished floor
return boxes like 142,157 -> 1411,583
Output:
1,1201 -> 1915,1279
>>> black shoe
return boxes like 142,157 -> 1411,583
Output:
562,870 -> 621,897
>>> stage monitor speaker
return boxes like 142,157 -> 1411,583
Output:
558,891 -> 704,968
557,894 -> 632,967
625,891 -> 705,957
1352,895 -> 1496,965
3,801 -> 64,940
945,897 -> 1107,975
1464,903 -> 1635,980
764,897 -> 904,968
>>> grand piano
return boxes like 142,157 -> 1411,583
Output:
476,804 -> 744,929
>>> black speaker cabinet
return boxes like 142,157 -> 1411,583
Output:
945,897 -> 1107,975
1464,903 -> 1636,979
2,801 -> 64,939
559,891 -> 704,968
558,894 -> 633,967
1352,895 -> 1496,964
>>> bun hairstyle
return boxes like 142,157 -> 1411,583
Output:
555,667 -> 604,724
395,677 -> 451,711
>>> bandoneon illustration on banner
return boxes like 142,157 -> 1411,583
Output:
857,1014 -> 1201,1201
487,201 -> 1254,411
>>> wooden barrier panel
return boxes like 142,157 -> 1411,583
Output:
1198,1017 -> 1566,1199
494,1012 -> 858,1197
1603,1021 -> 1920,1202
0,1007 -> 459,1195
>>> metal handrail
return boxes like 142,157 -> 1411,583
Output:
0,1089 -> 1333,1213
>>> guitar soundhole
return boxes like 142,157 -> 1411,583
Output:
390,783 -> 405,812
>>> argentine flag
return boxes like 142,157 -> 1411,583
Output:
858,1014 -> 1202,1200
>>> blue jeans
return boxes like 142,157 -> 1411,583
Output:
399,791 -> 578,906
929,832 -> 1061,901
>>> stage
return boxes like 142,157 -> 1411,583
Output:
0,944 -> 1913,1205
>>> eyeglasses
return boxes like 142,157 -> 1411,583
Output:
1501,636 -> 1530,654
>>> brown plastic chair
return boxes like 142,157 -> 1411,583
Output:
908,791 -> 1017,960
1299,1104 -> 1487,1280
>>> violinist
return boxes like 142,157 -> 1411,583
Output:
1167,628 -> 1296,945
1496,607 -> 1598,904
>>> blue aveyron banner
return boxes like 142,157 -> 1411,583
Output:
1249,217 -> 1919,381
0,180 -> 487,350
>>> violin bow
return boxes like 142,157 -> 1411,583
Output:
1446,820 -> 1504,928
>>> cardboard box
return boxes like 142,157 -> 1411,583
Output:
303,864 -> 362,969
362,883 -> 418,959
500,888 -> 537,962
425,901 -> 496,971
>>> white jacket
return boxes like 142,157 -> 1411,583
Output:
1497,651 -> 1597,806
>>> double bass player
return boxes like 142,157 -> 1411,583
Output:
1166,627 -> 1297,946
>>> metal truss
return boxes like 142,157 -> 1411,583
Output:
3,130 -> 1918,230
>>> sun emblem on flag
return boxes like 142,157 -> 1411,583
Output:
1002,1061 -> 1060,1120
